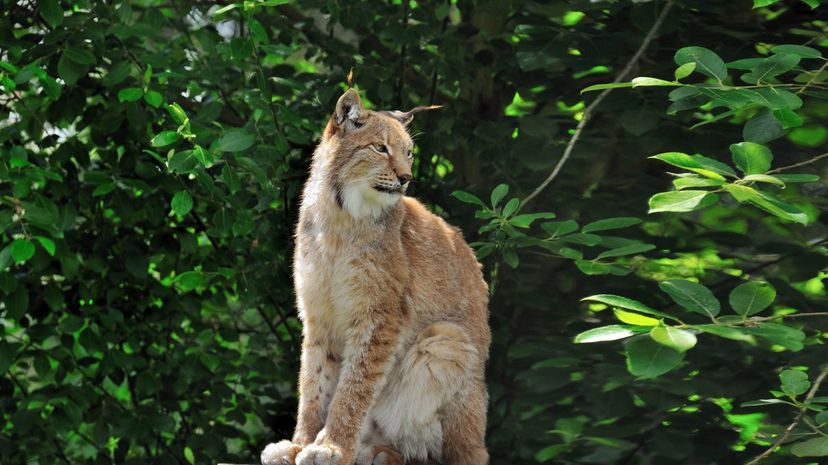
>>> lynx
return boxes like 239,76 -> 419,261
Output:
261,89 -> 490,465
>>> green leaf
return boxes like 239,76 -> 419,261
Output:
631,77 -> 681,88
780,370 -> 810,397
674,46 -> 728,81
773,108 -> 803,129
39,75 -> 61,100
216,129 -> 255,152
692,155 -> 738,178
92,181 -> 116,197
750,87 -> 803,110
740,188 -> 809,224
742,53 -> 800,84
742,174 -> 785,186
744,109 -> 784,144
574,325 -> 636,343
118,87 -> 144,102
693,325 -> 756,343
57,51 -> 85,85
596,243 -> 655,260
674,62 -> 696,81
233,210 -> 254,236
774,174 -> 819,183
614,309 -> 659,326
193,145 -> 215,167
64,48 -> 97,65
510,212 -> 556,228
171,191 -> 193,216
753,0 -> 779,7
581,217 -> 641,233
541,220 -> 578,237
151,131 -> 181,147
168,150 -> 197,174
175,271 -> 204,292
672,177 -> 725,190
490,184 -> 509,208
730,142 -> 772,175
502,198 -> 520,217
143,90 -> 163,108
574,260 -> 618,275
560,233 -> 601,246
474,243 -> 495,260
624,336 -> 685,378
648,190 -> 719,213
791,438 -> 828,457
659,279 -> 720,318
451,191 -> 485,207
222,165 -> 242,193
771,44 -> 822,59
39,0 -> 63,28
11,239 -> 35,264
166,103 -> 188,125
650,152 -> 726,180
34,236 -> 56,256
535,444 -> 568,462
502,249 -> 519,269
580,82 -> 633,93
650,325 -> 697,352
581,295 -> 676,320
748,322 -> 805,350
184,446 -> 196,465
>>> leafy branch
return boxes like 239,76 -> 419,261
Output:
519,0 -> 676,209
745,368 -> 828,465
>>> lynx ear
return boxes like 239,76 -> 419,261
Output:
334,88 -> 365,134
384,105 -> 442,126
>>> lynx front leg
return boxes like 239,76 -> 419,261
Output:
294,336 -> 341,445
297,317 -> 400,465
262,330 -> 340,465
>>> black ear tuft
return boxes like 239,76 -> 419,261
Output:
384,105 -> 442,126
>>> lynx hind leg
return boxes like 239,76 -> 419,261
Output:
440,383 -> 489,465
372,322 -> 478,460
261,440 -> 302,465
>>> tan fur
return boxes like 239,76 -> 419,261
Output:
261,89 -> 490,465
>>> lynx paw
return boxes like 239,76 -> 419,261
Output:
261,440 -> 302,465
295,443 -> 345,465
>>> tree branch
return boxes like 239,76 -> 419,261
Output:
767,151 -> 828,174
745,367 -> 828,465
519,0 -> 675,211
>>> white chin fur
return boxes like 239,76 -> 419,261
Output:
342,181 -> 399,218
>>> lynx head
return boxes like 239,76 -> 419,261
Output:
322,88 -> 438,218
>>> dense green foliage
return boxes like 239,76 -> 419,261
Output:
2,0 -> 828,464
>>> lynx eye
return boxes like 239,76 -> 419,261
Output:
373,144 -> 389,154
407,150 -> 413,160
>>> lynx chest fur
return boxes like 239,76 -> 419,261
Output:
261,88 -> 491,465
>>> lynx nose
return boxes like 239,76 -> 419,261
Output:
397,174 -> 412,185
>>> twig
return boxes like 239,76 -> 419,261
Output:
745,367 -> 828,465
749,312 -> 828,322
767,151 -> 828,174
796,59 -> 828,95
518,0 -> 675,211
395,0 -> 410,107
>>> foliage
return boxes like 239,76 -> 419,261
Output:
1,1 -> 827,465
